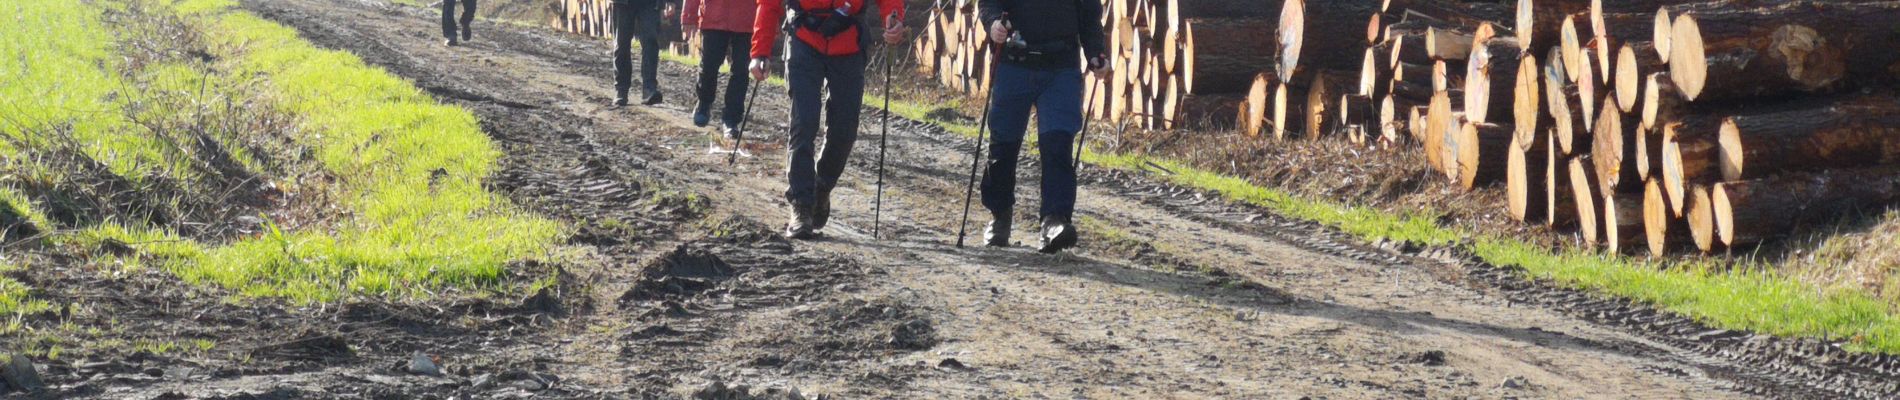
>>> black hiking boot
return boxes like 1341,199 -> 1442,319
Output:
983,212 -> 1011,247
444,38 -> 458,47
692,103 -> 712,127
461,26 -> 472,42
1036,215 -> 1077,254
784,203 -> 816,240
641,91 -> 664,106
722,122 -> 741,141
812,187 -> 833,230
613,91 -> 629,107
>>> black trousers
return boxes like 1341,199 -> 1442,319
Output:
440,0 -> 475,40
613,2 -> 662,97
695,30 -> 752,126
782,40 -> 866,207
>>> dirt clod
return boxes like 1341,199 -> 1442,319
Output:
1,354 -> 43,392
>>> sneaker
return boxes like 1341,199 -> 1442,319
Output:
692,105 -> 711,127
784,203 -> 816,240
983,213 -> 1012,247
444,38 -> 458,47
641,92 -> 664,106
812,187 -> 833,230
1036,215 -> 1077,254
613,94 -> 629,107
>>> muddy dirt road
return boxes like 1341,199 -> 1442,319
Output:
94,0 -> 1871,397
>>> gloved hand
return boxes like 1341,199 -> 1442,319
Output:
749,58 -> 769,81
1088,54 -> 1109,76
882,14 -> 907,45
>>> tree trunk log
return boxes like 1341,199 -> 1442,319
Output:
1184,18 -> 1277,95
1684,183 -> 1718,252
1604,191 -> 1645,254
1570,155 -> 1603,247
1592,101 -> 1642,197
1457,121 -> 1514,189
1642,178 -> 1691,257
1613,42 -> 1663,112
1509,133 -> 1551,222
1463,28 -> 1521,125
1548,128 -> 1579,227
1717,94 -> 1900,181
1513,53 -> 1550,148
1659,115 -> 1722,217
1669,2 -> 1900,102
1713,165 -> 1900,246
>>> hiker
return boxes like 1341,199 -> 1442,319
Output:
749,0 -> 907,239
614,0 -> 680,106
681,0 -> 756,137
441,0 -> 475,46
975,0 -> 1107,253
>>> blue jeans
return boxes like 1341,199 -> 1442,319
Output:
782,40 -> 867,207
981,62 -> 1081,220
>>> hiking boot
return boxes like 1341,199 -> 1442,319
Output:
692,104 -> 711,127
1036,215 -> 1077,254
812,187 -> 833,230
784,203 -> 816,240
461,26 -> 472,42
983,212 -> 1012,247
641,91 -> 664,106
444,38 -> 458,47
613,92 -> 629,107
722,122 -> 741,141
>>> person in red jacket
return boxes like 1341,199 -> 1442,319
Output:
748,0 -> 906,239
682,0 -> 756,137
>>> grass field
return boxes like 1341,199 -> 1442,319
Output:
0,0 -> 563,306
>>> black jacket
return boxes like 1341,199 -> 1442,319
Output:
978,0 -> 1106,69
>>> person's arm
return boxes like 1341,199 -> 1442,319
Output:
1076,0 -> 1106,67
750,0 -> 783,59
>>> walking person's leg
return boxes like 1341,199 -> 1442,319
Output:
611,3 -> 636,105
809,50 -> 869,230
440,0 -> 458,45
1032,68 -> 1085,253
693,30 -> 731,126
782,43 -> 826,238
977,62 -> 1039,246
636,5 -> 664,104
720,33 -> 753,133
459,0 -> 477,41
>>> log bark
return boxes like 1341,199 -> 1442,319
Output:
1603,191 -> 1645,254
1669,2 -> 1900,102
1428,26 -> 1477,62
1180,94 -> 1244,129
1391,61 -> 1434,101
1341,93 -> 1378,138
1716,94 -> 1900,181
1713,165 -> 1900,246
1658,116 -> 1722,217
1183,18 -> 1277,95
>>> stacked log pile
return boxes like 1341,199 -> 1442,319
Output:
1394,0 -> 1900,256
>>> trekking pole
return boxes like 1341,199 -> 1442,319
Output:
955,27 -> 1005,248
872,43 -> 895,239
729,77 -> 764,166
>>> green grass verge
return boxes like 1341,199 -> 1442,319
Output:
1,0 -> 563,304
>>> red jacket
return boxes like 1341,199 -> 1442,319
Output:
683,0 -> 755,33
751,0 -> 903,59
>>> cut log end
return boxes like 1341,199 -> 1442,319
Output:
1686,184 -> 1716,252
1718,118 -> 1744,181
1652,7 -> 1672,65
1668,14 -> 1705,101
1570,156 -> 1600,247
1712,182 -> 1736,247
1513,53 -> 1542,146
1643,179 -> 1671,257
1614,44 -> 1640,112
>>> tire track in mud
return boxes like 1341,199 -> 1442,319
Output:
240,0 -> 1900,397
